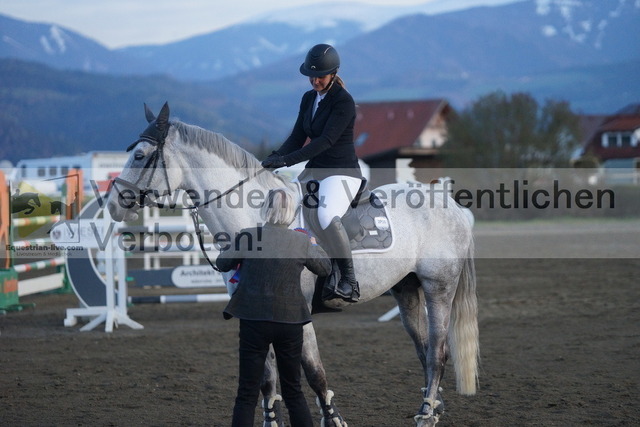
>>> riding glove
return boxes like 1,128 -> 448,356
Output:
261,152 -> 288,169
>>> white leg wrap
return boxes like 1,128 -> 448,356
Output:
414,387 -> 442,425
262,394 -> 282,427
316,390 -> 347,427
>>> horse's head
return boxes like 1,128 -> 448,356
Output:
107,102 -> 184,222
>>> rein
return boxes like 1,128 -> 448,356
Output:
113,126 -> 271,273
188,167 -> 269,273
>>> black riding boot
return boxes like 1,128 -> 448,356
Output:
321,217 -> 360,303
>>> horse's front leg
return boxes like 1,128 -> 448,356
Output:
301,322 -> 348,427
260,345 -> 285,427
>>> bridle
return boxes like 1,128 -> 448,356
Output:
111,119 -> 172,210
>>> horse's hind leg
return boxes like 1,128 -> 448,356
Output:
261,346 -> 285,427
414,277 -> 458,426
390,273 -> 430,371
301,322 -> 348,426
391,274 -> 447,425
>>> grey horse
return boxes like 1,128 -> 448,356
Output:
107,103 -> 479,426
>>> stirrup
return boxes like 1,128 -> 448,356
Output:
323,277 -> 360,303
340,280 -> 360,303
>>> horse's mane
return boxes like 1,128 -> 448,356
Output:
172,120 -> 291,190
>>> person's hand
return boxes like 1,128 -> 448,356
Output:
263,151 -> 279,162
261,153 -> 287,169
309,236 -> 318,245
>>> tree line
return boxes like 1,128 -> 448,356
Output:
444,91 -> 583,168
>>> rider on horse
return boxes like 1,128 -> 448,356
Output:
261,43 -> 362,303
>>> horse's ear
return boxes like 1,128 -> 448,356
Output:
144,103 -> 156,123
156,102 -> 170,128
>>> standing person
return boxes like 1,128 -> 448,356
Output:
216,188 -> 331,427
261,43 -> 362,303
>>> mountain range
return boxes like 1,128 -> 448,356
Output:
0,0 -> 519,80
1,0 -> 639,163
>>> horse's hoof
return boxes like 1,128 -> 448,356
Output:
435,390 -> 445,415
414,414 -> 439,427
415,387 -> 444,426
316,390 -> 347,427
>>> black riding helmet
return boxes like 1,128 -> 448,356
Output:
299,44 -> 340,77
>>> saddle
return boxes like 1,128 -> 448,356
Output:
300,178 -> 393,254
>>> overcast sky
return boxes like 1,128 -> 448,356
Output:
0,0 -> 514,48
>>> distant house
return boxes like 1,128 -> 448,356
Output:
354,99 -> 453,187
10,151 -> 130,193
575,103 -> 640,184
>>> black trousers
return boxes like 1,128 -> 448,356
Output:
231,319 -> 313,427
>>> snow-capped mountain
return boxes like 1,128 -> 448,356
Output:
118,0 -> 524,81
116,0 -> 640,81
116,21 -> 364,81
534,0 -> 636,51
0,14 -> 150,75
1,1 -> 526,81
2,0 -> 637,82
248,0 -> 522,31
217,0 -> 639,87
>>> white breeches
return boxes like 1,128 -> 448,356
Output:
317,175 -> 362,230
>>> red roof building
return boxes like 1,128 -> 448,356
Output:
578,103 -> 640,164
354,99 -> 453,186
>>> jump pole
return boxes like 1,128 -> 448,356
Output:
377,306 -> 400,322
126,264 -> 228,305
129,294 -> 229,304
14,257 -> 66,296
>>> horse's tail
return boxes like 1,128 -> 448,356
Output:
448,237 -> 479,395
